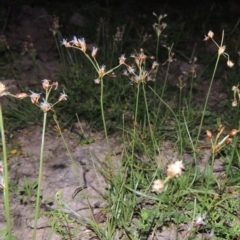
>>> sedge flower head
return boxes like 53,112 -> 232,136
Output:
152,61 -> 159,70
52,81 -> 58,90
127,65 -> 135,74
229,129 -> 239,137
227,60 -> 234,68
70,37 -> 86,52
79,38 -> 86,52
232,86 -> 239,93
42,79 -> 50,90
15,93 -> 28,99
225,138 -> 232,145
94,78 -> 100,84
29,90 -> 41,104
58,90 -> 68,101
204,229 -> 215,240
152,179 -> 165,194
204,30 -> 214,41
92,47 -> 98,58
193,214 -> 207,228
232,100 -> 237,107
98,65 -> 106,77
218,45 -> 226,55
70,36 -> 80,47
40,98 -> 52,112
167,160 -> 185,179
206,130 -> 213,139
0,82 -> 7,97
60,38 -> 71,47
119,54 -> 126,64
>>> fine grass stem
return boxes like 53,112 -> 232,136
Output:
0,104 -> 12,239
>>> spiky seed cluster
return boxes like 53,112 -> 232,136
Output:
204,30 -> 234,67
123,49 -> 159,84
29,79 -> 67,112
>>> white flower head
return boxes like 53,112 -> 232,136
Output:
227,60 -> 234,68
94,78 -> 100,84
29,90 -> 41,104
92,46 -> 98,58
152,179 -> 165,194
40,98 -> 52,112
58,90 -> 68,101
167,160 -> 185,179
193,214 -> 207,228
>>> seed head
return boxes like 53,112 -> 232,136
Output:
193,214 -> 207,228
60,39 -> 71,47
119,54 -> 126,64
29,90 -> 41,104
206,130 -> 213,139
92,47 -> 98,58
232,100 -> 237,107
229,129 -> 239,137
204,30 -> 214,41
70,36 -> 81,47
225,138 -> 232,145
98,65 -> 106,77
152,179 -> 165,194
42,79 -> 50,90
15,93 -> 28,99
232,86 -> 239,93
218,45 -> 226,55
0,82 -> 6,97
152,61 -> 159,70
167,160 -> 185,179
227,60 -> 234,68
94,78 -> 100,84
58,90 -> 68,101
40,98 -> 52,112
52,81 -> 58,90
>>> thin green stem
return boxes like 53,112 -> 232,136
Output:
33,112 -> 47,240
194,54 -> 221,150
142,83 -> 156,151
100,77 -> 113,178
0,104 -> 12,239
131,84 -> 140,161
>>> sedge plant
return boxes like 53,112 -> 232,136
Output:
61,37 -> 125,180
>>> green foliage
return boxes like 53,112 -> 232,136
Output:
46,209 -> 80,239
18,176 -> 41,204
